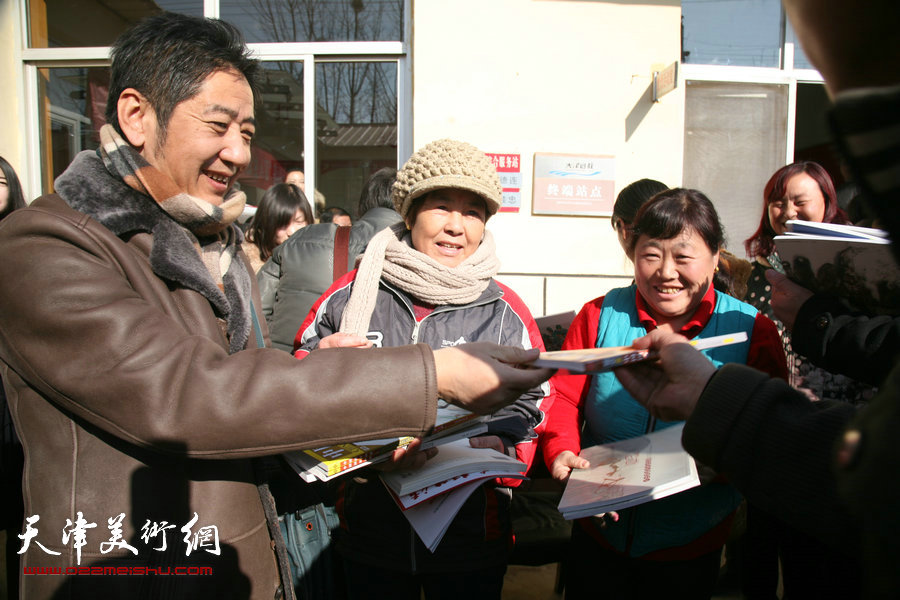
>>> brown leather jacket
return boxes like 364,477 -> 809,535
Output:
0,194 -> 437,599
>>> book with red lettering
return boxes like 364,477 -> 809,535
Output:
557,424 -> 699,519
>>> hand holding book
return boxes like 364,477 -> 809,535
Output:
557,424 -> 699,519
531,332 -> 748,374
371,437 -> 439,472
284,403 -> 489,482
549,449 -> 590,482
765,269 -> 814,330
774,219 -> 899,316
614,329 -> 720,423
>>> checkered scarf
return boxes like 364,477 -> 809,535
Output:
65,124 -> 253,353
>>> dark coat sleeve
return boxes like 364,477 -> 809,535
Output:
791,294 -> 900,386
682,363 -> 859,552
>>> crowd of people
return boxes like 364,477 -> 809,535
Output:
0,1 -> 897,599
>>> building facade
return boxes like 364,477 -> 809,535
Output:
0,0 -> 828,316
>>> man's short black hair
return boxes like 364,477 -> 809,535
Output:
105,12 -> 261,145
319,206 -> 351,224
357,167 -> 397,218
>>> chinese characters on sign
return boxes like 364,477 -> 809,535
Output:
18,512 -> 220,565
486,153 -> 522,213
532,153 -> 616,216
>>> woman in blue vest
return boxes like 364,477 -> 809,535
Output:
542,188 -> 788,599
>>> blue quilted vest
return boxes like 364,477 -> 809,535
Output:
584,285 -> 757,557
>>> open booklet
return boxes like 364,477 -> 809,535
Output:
775,220 -> 898,316
284,403 -> 487,483
531,332 -> 748,373
379,439 -> 528,552
557,423 -> 699,520
380,438 -> 527,496
391,477 -> 486,553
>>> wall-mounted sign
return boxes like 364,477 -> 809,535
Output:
652,61 -> 678,102
487,152 -> 521,213
532,153 -> 615,216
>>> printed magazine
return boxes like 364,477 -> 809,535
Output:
558,424 -> 699,519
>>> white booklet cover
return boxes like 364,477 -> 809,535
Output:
386,469 -> 526,511
379,440 -> 527,552
558,424 -> 699,520
400,477 -> 486,553
775,220 -> 899,316
381,438 -> 526,497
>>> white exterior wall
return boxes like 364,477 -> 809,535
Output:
0,0 -> 26,187
0,0 -> 685,319
411,0 -> 683,317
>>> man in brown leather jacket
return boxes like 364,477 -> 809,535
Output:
0,13 -> 551,600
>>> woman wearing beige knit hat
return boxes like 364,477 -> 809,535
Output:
293,139 -> 553,599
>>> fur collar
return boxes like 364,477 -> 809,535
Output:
55,150 -> 251,352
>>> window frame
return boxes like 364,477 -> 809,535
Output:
17,0 -> 413,201
680,6 -> 828,258
681,17 -> 826,175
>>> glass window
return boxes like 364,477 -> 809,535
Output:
681,0 -> 783,67
314,61 -> 397,219
34,60 -> 398,212
37,67 -> 107,192
26,2 -> 406,205
683,80 -> 788,256
238,62 -> 305,206
34,63 -> 306,202
220,0 -> 403,44
785,20 -> 813,70
29,0 -> 203,48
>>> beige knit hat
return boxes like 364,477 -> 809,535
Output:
392,139 -> 503,220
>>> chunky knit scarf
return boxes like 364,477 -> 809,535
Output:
339,221 -> 501,336
54,124 -> 253,353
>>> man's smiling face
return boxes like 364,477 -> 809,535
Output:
140,69 -> 255,205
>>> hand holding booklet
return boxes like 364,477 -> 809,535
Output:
775,219 -> 899,316
531,332 -> 748,373
558,424 -> 699,520
283,402 -> 487,482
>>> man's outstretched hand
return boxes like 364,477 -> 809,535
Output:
433,342 -> 554,415
766,270 -> 813,331
614,330 -> 717,423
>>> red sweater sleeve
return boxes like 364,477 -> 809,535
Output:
747,313 -> 789,381
541,297 -> 604,470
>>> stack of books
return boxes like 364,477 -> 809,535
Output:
285,402 -> 528,553
284,403 -> 487,483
